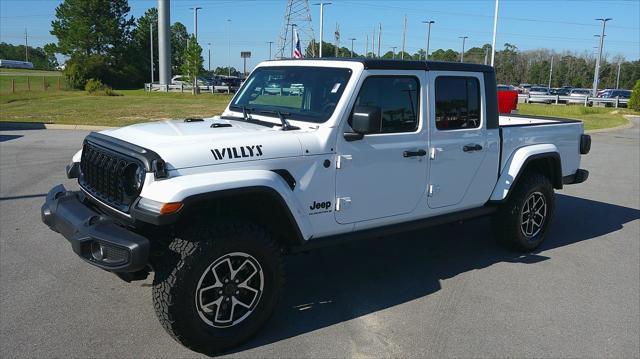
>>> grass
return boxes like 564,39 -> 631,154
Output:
517,103 -> 636,131
1,90 -> 234,127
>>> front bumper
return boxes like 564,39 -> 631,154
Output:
41,184 -> 150,272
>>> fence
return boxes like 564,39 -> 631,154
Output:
144,83 -> 233,94
0,75 -> 67,94
518,94 -> 629,108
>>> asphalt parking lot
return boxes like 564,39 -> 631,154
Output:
1,120 -> 639,358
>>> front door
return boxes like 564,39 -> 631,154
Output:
335,71 -> 428,224
427,72 -> 488,209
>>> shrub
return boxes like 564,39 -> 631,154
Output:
629,79 -> 640,112
85,78 -> 104,94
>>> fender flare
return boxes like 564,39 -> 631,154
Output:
138,169 -> 312,241
489,144 -> 561,202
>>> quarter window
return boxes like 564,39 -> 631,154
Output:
435,77 -> 481,130
353,76 -> 419,133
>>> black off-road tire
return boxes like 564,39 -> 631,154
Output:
152,221 -> 284,355
492,172 -> 555,252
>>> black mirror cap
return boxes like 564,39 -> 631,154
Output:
350,105 -> 382,134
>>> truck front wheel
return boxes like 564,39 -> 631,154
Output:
492,172 -> 555,251
152,221 -> 283,355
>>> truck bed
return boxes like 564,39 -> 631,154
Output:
498,114 -> 584,178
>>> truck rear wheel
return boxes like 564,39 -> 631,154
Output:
152,221 -> 283,355
492,172 -> 555,251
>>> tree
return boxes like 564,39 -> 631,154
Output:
0,42 -> 58,69
49,0 -> 136,88
180,35 -> 204,94
131,8 -> 158,83
171,22 -> 189,72
629,79 -> 640,111
214,67 -> 240,77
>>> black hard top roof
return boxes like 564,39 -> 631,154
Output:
271,58 -> 495,73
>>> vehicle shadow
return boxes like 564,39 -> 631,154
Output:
230,193 -> 639,353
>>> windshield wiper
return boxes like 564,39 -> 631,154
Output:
258,110 -> 300,131
223,106 -> 276,128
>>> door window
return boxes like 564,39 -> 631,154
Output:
435,77 -> 481,130
353,76 -> 420,133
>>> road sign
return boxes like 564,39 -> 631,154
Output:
240,51 -> 251,58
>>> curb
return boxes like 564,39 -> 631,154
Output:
0,122 -> 114,131
586,115 -> 638,134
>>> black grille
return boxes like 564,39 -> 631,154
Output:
79,142 -> 141,213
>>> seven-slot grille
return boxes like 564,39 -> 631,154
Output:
79,142 -> 140,212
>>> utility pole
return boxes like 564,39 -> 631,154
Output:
150,23 -> 154,83
267,41 -> 274,60
490,0 -> 499,66
348,38 -> 356,57
372,25 -> 376,58
459,36 -> 468,62
592,18 -> 612,96
207,42 -> 211,72
24,28 -> 28,62
313,2 -> 331,58
334,23 -> 340,57
189,7 -> 202,40
377,23 -> 382,58
226,19 -> 232,77
391,46 -> 397,59
548,56 -> 554,89
158,0 -> 171,85
365,35 -> 368,58
616,60 -> 621,89
401,15 -> 407,60
422,20 -> 434,60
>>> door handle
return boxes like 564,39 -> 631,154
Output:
463,144 -> 483,152
403,149 -> 427,158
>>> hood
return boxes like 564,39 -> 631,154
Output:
100,117 -> 304,170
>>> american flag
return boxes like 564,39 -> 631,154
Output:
293,28 -> 303,59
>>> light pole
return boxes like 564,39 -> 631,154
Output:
150,22 -> 154,83
459,36 -> 468,62
401,15 -> 407,60
158,0 -> 171,85
592,18 -> 612,96
313,2 -> 332,58
189,7 -> 202,40
390,46 -> 397,59
616,61 -> 621,89
490,0 -> 499,66
207,42 -> 211,72
548,56 -> 553,89
422,20 -> 434,60
267,41 -> 274,60
226,19 -> 232,77
348,38 -> 356,57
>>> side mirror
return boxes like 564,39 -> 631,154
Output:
349,105 -> 381,135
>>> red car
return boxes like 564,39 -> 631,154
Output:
497,85 -> 518,114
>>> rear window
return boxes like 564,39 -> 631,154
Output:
435,76 -> 481,130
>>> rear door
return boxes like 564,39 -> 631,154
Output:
427,72 -> 489,209
334,71 -> 428,224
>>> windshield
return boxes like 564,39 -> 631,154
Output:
230,66 -> 352,123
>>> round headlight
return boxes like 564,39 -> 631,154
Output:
124,164 -> 145,196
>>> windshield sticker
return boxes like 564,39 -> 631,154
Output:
331,83 -> 341,93
211,145 -> 263,160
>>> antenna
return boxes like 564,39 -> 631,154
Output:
276,0 -> 316,59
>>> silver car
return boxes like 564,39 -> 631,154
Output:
567,88 -> 592,104
528,87 -> 552,104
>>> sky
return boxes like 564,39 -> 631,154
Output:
1,0 -> 639,71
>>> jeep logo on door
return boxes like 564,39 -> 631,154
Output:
309,200 -> 332,215
211,145 -> 263,160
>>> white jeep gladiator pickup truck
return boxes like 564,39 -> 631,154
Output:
41,59 -> 591,354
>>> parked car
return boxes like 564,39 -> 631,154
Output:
42,59 -> 591,355
528,87 -> 552,104
171,75 -> 206,87
567,88 -> 592,104
518,83 -> 532,93
598,89 -> 632,107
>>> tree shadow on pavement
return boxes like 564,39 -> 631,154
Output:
230,193 -> 639,353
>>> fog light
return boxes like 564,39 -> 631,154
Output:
91,241 -> 105,260
90,241 -> 129,265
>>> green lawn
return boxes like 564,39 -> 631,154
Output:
1,90 -> 234,127
517,103 -> 635,131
